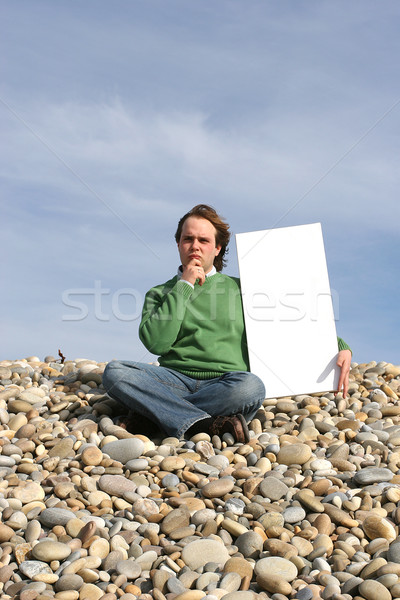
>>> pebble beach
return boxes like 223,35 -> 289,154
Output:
1,357 -> 400,600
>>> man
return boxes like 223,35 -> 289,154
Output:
103,204 -> 352,442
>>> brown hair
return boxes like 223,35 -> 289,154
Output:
175,204 -> 230,272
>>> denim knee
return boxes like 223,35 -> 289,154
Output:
250,374 -> 266,400
233,373 -> 265,400
218,373 -> 264,417
102,360 -> 123,391
236,374 -> 265,420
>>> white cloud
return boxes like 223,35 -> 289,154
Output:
2,96 -> 399,228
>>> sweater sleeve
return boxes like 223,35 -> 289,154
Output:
139,280 -> 193,355
337,336 -> 352,353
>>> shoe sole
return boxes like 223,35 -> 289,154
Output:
237,413 -> 250,444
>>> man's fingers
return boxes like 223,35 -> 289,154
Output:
336,350 -> 351,398
337,372 -> 348,398
337,370 -> 345,394
194,265 -> 204,282
182,261 -> 206,285
341,369 -> 349,398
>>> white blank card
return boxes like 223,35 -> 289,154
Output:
236,223 -> 340,398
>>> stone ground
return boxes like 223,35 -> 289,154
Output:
0,356 -> 400,600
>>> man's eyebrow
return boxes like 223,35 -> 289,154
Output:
183,234 -> 213,241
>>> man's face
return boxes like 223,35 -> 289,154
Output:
177,216 -> 221,274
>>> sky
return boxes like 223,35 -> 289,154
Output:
1,0 -> 400,366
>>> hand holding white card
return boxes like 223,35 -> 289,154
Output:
236,223 -> 340,398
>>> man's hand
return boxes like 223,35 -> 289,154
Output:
336,349 -> 352,398
181,259 -> 206,286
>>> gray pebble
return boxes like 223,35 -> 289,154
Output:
353,467 -> 394,485
161,473 -> 180,487
167,576 -> 187,594
296,588 -> 314,600
283,506 -> 306,523
387,542 -> 400,563
55,574 -> 84,592
235,530 -> 263,558
39,508 -> 76,528
126,458 -> 149,471
116,559 -> 142,579
102,438 -> 144,463
259,476 -> 289,501
225,497 -> 246,515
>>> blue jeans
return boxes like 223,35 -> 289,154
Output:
102,361 -> 265,439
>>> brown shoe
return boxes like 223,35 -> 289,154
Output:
116,411 -> 161,437
209,414 -> 250,444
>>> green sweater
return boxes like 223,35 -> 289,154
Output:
139,272 -> 351,379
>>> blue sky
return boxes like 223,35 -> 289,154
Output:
2,0 -> 399,365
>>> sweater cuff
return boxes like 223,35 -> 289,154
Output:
177,280 -> 194,299
337,336 -> 352,354
179,279 -> 194,289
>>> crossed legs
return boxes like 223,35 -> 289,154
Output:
102,361 -> 265,439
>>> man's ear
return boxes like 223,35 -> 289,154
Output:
215,245 -> 221,256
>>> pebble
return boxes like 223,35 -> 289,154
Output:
387,541 -> 400,563
225,497 -> 245,514
223,557 -> 253,579
19,560 -> 55,580
223,594 -> 255,600
362,514 -> 396,542
39,508 -> 77,527
160,455 -> 186,471
102,438 -> 144,463
277,443 -> 312,465
98,474 -> 137,496
0,523 -> 15,542
256,575 -> 292,594
55,574 -> 84,591
235,530 -> 264,558
201,477 -> 234,498
283,506 -> 306,523
181,539 -> 230,569
48,436 -> 75,459
359,579 -> 392,600
259,476 -> 289,500
0,356 -> 398,600
81,445 -> 103,466
219,572 -> 242,592
160,506 -> 190,534
353,467 -> 394,485
126,458 -> 149,472
116,560 -> 142,579
255,556 -> 298,581
31,541 -> 72,562
11,481 -> 45,503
